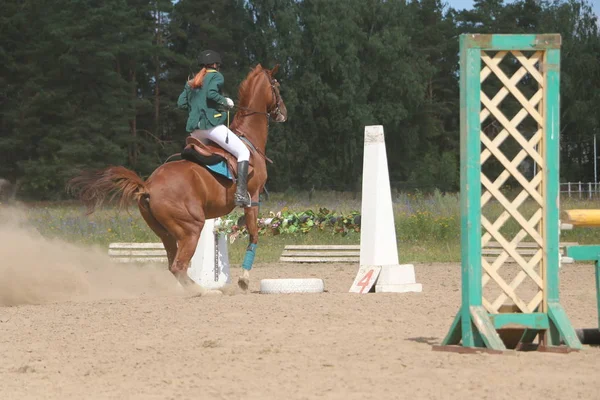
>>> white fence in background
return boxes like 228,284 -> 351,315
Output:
561,182 -> 600,199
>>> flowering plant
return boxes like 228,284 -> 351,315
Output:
213,207 -> 361,243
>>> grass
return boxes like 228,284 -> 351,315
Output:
5,189 -> 600,265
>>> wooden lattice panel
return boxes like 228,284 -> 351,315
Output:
439,34 -> 580,352
479,50 -> 546,314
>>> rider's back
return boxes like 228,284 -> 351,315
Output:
177,70 -> 229,132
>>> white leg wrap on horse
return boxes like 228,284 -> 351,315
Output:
191,125 -> 250,162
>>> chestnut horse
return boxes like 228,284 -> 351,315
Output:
67,64 -> 287,291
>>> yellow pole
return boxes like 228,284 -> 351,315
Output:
564,209 -> 600,227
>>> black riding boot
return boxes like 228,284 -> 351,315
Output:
234,161 -> 251,207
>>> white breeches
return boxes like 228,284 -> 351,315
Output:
191,125 -> 250,162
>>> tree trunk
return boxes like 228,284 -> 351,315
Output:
129,66 -> 137,167
154,59 -> 160,135
154,7 -> 161,136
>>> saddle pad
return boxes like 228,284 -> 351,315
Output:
205,160 -> 233,180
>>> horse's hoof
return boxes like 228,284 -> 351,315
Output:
185,284 -> 205,297
238,276 -> 249,291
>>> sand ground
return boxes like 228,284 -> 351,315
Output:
1,259 -> 600,400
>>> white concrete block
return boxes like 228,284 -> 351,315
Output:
188,218 -> 231,289
375,283 -> 423,293
378,264 -> 418,284
375,264 -> 422,293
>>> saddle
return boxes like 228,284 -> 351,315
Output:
181,135 -> 254,180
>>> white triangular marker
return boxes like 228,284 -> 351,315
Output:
188,218 -> 231,289
351,125 -> 422,293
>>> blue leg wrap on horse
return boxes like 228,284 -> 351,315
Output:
242,243 -> 258,271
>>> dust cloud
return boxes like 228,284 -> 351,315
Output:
0,205 -> 183,307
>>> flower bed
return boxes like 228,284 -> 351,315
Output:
216,208 -> 361,242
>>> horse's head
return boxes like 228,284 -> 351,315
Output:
264,64 -> 287,123
236,64 -> 287,123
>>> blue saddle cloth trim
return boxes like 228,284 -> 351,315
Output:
201,136 -> 256,181
205,160 -> 232,180
204,136 -> 255,181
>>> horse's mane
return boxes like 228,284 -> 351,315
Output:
236,64 -> 266,106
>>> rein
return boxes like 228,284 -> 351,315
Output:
233,104 -> 269,117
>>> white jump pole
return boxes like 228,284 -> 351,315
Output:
187,218 -> 231,289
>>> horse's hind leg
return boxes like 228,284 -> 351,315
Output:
138,200 -> 177,268
170,222 -> 203,289
161,234 -> 177,269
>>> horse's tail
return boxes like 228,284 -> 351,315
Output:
66,166 -> 149,215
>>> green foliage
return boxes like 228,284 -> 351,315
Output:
1,0 -> 599,199
219,207 -> 362,242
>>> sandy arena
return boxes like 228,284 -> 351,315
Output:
2,251 -> 600,399
1,207 -> 600,399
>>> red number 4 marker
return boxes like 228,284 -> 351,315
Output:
349,266 -> 381,293
357,269 -> 374,293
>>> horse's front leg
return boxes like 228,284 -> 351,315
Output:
238,204 -> 259,291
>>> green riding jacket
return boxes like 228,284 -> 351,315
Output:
177,69 -> 230,132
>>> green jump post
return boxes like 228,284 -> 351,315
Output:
436,34 -> 581,353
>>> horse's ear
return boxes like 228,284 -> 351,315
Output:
271,64 -> 280,76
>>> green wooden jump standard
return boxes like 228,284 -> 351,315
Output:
434,34 -> 582,353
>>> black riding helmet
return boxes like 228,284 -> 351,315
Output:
198,50 -> 222,66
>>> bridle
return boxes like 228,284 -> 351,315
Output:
233,70 -> 284,124
229,68 -> 285,165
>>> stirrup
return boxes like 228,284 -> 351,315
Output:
234,192 -> 252,208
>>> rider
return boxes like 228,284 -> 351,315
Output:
177,50 -> 251,208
